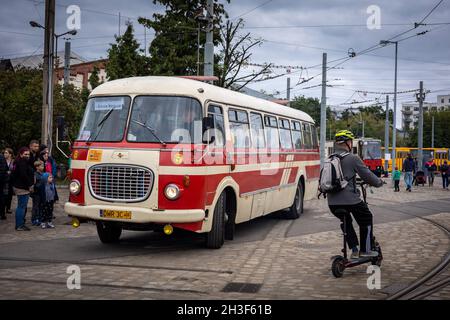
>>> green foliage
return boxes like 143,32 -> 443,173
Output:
408,111 -> 450,147
289,96 -> 332,124
88,65 -> 101,89
138,0 -> 229,76
0,67 -> 86,163
106,22 -> 150,80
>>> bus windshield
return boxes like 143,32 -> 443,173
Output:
77,96 -> 131,142
362,141 -> 381,160
127,96 -> 202,143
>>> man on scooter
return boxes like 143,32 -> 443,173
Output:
328,130 -> 384,259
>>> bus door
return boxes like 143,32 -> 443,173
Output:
203,104 -> 228,208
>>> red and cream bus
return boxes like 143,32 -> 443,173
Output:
65,76 -> 320,248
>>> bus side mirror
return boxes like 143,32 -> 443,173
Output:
202,116 -> 215,144
202,116 -> 214,130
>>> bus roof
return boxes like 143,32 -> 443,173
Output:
90,76 -> 315,123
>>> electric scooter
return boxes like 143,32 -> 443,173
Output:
331,180 -> 383,278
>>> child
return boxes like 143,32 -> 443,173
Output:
392,166 -> 401,192
31,160 -> 45,226
39,173 -> 58,229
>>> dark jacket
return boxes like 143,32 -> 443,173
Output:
38,174 -> 59,203
12,157 -> 34,190
28,151 -> 39,171
0,154 -> 7,184
327,145 -> 383,206
403,157 -> 416,172
441,164 -> 449,175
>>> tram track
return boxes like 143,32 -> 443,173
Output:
372,207 -> 450,300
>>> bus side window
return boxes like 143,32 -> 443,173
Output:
279,118 -> 293,149
207,105 -> 225,146
250,112 -> 266,149
311,125 -> 319,149
302,122 -> 312,149
264,115 -> 280,150
228,108 -> 250,149
291,121 -> 303,149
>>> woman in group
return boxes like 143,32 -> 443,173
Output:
12,147 -> 34,231
3,148 -> 15,215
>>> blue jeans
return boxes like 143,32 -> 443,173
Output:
404,171 -> 413,189
15,194 -> 30,229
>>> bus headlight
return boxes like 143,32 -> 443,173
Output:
69,180 -> 81,195
164,184 -> 180,200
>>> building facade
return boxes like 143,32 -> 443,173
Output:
402,94 -> 450,130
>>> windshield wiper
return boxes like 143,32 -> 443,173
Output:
87,108 -> 115,144
131,119 -> 166,145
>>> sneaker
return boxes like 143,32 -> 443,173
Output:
359,250 -> 379,258
46,222 -> 55,229
350,251 -> 359,259
16,226 -> 31,231
41,223 -> 47,229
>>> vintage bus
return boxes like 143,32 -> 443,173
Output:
381,147 -> 449,172
325,138 -> 383,176
65,76 -> 320,249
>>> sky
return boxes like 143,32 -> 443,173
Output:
1,0 -> 450,128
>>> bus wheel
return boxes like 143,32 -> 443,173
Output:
286,182 -> 304,219
96,221 -> 122,243
206,192 -> 226,249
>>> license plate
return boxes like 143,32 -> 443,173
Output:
100,209 -> 132,220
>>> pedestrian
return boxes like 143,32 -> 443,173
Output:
402,153 -> 416,192
425,158 -> 437,187
39,145 -> 57,177
0,150 -> 8,220
392,166 -> 401,192
3,148 -> 15,215
11,147 -> 34,231
39,173 -> 58,229
28,140 -> 40,170
441,160 -> 449,190
31,160 -> 45,226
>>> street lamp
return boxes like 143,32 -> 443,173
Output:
30,20 -> 77,154
54,29 -> 77,68
380,39 -> 398,172
194,9 -> 208,76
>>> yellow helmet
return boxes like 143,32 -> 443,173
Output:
335,129 -> 355,142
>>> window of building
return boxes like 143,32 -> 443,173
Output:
291,121 -> 303,149
228,109 -> 251,148
279,118 -> 293,149
264,115 -> 279,149
250,112 -> 265,148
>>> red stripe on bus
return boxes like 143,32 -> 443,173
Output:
305,164 -> 321,179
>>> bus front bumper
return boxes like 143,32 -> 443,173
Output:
64,202 -> 205,223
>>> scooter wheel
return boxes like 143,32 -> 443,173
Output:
331,256 -> 345,278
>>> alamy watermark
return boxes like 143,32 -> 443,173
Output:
367,5 -> 381,30
366,265 -> 381,290
66,5 -> 81,31
66,265 -> 81,290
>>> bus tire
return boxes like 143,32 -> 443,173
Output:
206,192 -> 226,249
286,181 -> 304,219
96,221 -> 122,243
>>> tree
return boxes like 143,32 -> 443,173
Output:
0,67 -> 86,163
88,65 -> 101,89
408,110 -> 450,147
216,19 -> 270,90
106,22 -> 149,80
289,96 -> 333,124
139,0 -> 229,76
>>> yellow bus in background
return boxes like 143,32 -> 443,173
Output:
382,147 -> 449,172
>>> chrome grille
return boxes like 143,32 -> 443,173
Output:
88,165 -> 153,202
